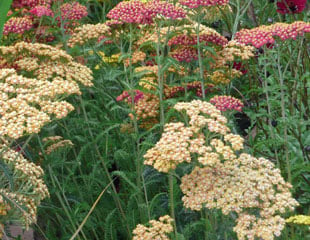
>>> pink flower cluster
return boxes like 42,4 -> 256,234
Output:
179,0 -> 229,9
29,5 -> 54,17
116,90 -> 144,103
168,33 -> 228,47
210,95 -> 244,112
107,0 -> 186,24
3,17 -> 33,35
12,0 -> 52,8
60,2 -> 88,21
235,21 -> 310,48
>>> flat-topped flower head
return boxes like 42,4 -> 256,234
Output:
210,95 -> 244,112
107,0 -> 186,24
12,0 -> 52,8
3,17 -> 33,35
277,0 -> 307,14
179,0 -> 229,9
68,23 -> 111,47
133,215 -> 174,240
0,42 -> 93,139
60,2 -> 88,21
235,21 -> 310,48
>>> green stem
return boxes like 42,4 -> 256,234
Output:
168,174 -> 177,239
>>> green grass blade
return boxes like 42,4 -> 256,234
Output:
0,0 -> 13,43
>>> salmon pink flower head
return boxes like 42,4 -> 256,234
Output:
107,0 -> 186,24
179,0 -> 229,9
235,21 -> 310,48
3,17 -> 33,35
29,5 -> 54,17
210,95 -> 244,112
276,0 -> 307,14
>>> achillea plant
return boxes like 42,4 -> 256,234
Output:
0,144 -> 49,229
68,23 -> 111,47
0,41 -> 92,234
143,100 -> 298,240
107,0 -> 186,24
210,95 -> 244,112
132,215 -> 174,240
3,16 -> 33,35
235,21 -> 310,48
0,42 -> 92,139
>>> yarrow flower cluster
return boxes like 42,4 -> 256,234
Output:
60,2 -> 88,21
0,145 -> 49,229
12,0 -> 52,8
68,23 -> 111,47
107,0 -> 186,24
3,17 -> 33,35
144,100 -> 298,240
235,21 -> 310,48
0,42 -> 93,139
210,95 -> 244,112
29,5 -> 54,17
276,0 -> 307,14
132,215 -> 174,240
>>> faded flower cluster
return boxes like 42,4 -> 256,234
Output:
132,215 -> 174,240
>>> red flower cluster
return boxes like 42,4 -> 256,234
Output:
235,21 -> 310,48
29,5 -> 54,17
277,0 -> 307,14
171,46 -> 198,62
210,95 -> 244,112
60,2 -> 88,21
107,0 -> 186,24
3,17 -> 33,35
168,33 -> 228,47
179,0 -> 229,9
116,90 -> 144,103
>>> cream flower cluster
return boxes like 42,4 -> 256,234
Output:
68,23 -> 111,47
0,43 -> 93,139
132,215 -> 174,240
0,42 -> 93,86
0,145 -> 49,229
144,100 -> 230,172
144,100 -> 298,240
